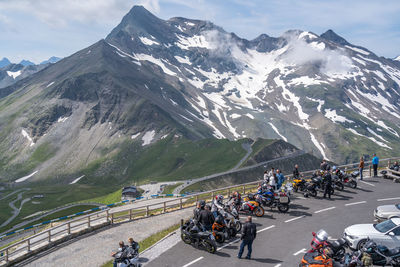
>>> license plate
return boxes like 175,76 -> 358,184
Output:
280,196 -> 289,203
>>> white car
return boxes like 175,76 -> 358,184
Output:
344,218 -> 400,250
374,203 -> 400,222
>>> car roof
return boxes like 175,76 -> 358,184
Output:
392,217 -> 400,225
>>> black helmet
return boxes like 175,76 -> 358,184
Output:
199,200 -> 206,208
215,215 -> 225,225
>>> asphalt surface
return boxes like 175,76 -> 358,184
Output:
149,176 -> 400,267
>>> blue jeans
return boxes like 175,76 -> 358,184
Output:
238,239 -> 253,258
359,168 -> 363,180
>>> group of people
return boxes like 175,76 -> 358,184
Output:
263,167 -> 286,190
111,238 -> 140,267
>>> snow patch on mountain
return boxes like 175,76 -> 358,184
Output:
15,170 -> 38,183
288,76 -> 325,86
7,70 -> 21,79
268,122 -> 287,141
21,129 -> 35,147
345,45 -> 370,55
137,54 -> 178,76
324,109 -> 354,123
139,36 -> 160,46
46,81 -> 55,88
57,117 -> 69,123
175,34 -> 210,50
306,97 -> 324,112
174,55 -> 191,65
142,130 -> 155,146
376,120 -> 399,137
131,132 -> 140,139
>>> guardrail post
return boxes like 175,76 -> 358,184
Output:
146,206 -> 149,217
48,230 -> 51,243
163,202 -> 166,213
67,222 -> 71,235
369,165 -> 372,177
106,210 -> 109,222
5,248 -> 8,263
129,209 -> 133,220
27,238 -> 31,252
88,216 -> 91,228
388,160 -> 391,168
211,191 -> 214,199
180,198 -> 183,209
227,188 -> 230,197
242,185 -> 246,194
111,213 -> 114,224
195,195 -> 199,203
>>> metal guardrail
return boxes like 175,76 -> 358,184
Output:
0,156 -> 399,266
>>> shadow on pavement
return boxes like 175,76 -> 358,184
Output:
288,210 -> 312,217
290,204 -> 310,210
138,257 -> 149,262
215,251 -> 231,257
355,187 -> 373,193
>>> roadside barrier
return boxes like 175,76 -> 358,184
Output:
0,156 -> 398,266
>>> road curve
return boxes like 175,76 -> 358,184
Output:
150,175 -> 399,267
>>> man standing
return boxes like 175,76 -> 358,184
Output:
238,216 -> 257,259
323,171 -> 333,199
199,204 -> 214,231
276,169 -> 285,190
359,156 -> 364,180
293,164 -> 300,179
372,153 -> 379,177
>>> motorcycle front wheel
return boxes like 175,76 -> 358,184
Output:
254,206 -> 265,217
214,232 -> 225,244
336,183 -> 344,191
310,189 -> 317,197
235,221 -> 242,232
181,233 -> 192,244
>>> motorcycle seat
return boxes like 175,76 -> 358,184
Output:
387,247 -> 400,256
198,232 -> 210,237
331,238 -> 346,248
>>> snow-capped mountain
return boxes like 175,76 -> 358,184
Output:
0,57 -> 11,68
395,56 -> 400,61
0,6 -> 399,182
40,56 -> 61,65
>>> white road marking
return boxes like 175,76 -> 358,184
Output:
314,207 -> 336,214
293,248 -> 307,256
257,225 -> 275,233
285,215 -> 305,223
359,180 -> 375,187
274,264 -> 282,267
378,197 -> 400,202
217,238 -> 240,251
345,201 -> 366,206
296,197 -> 307,200
182,257 -> 204,267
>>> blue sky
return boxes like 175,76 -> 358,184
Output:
1,0 -> 399,63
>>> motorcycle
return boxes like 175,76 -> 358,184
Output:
222,205 -> 242,232
303,181 -> 318,198
211,215 -> 237,243
332,175 -> 344,191
237,196 -> 265,217
181,219 -> 217,254
114,251 -> 142,267
308,229 -> 347,262
335,169 -> 357,189
299,251 -> 333,267
293,177 -> 308,192
255,189 -> 290,213
361,239 -> 400,266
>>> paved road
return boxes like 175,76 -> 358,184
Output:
149,176 -> 400,267
0,192 -> 31,228
173,149 -> 305,195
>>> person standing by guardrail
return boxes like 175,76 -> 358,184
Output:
276,169 -> 285,190
359,156 -> 364,180
372,153 -> 379,177
238,216 -> 256,259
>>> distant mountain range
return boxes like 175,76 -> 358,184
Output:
0,5 -> 399,184
0,56 -> 61,89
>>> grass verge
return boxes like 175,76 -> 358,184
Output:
162,183 -> 183,195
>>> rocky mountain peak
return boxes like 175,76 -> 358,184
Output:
320,29 -> 350,46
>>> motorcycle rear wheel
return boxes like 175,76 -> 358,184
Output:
234,221 -> 242,232
203,240 -> 216,254
278,203 -> 289,213
214,232 -> 225,244
254,206 -> 265,217
336,183 -> 344,191
349,180 -> 357,189
310,189 -> 317,197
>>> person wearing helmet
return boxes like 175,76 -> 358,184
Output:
198,204 -> 215,231
323,171 -> 333,199
211,195 -> 224,219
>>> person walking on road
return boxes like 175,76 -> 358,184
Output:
372,153 -> 379,177
276,169 -> 285,190
359,156 -> 364,180
238,216 -> 257,259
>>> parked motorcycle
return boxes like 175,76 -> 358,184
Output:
211,215 -> 237,243
222,206 -> 242,232
255,190 -> 290,213
293,177 -> 308,192
361,239 -> 400,266
308,229 -> 347,262
181,219 -> 217,253
303,181 -> 318,198
237,195 -> 265,217
334,169 -> 357,189
114,251 -> 142,267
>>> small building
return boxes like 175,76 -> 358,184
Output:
122,186 -> 137,199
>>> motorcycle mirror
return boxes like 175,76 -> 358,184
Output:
388,232 -> 395,236
312,232 -> 316,236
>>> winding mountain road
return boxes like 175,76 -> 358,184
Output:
1,193 -> 31,228
173,148 -> 305,195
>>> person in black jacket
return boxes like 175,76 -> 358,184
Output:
293,164 -> 300,179
198,205 -> 214,231
323,171 -> 333,199
238,216 -> 257,259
